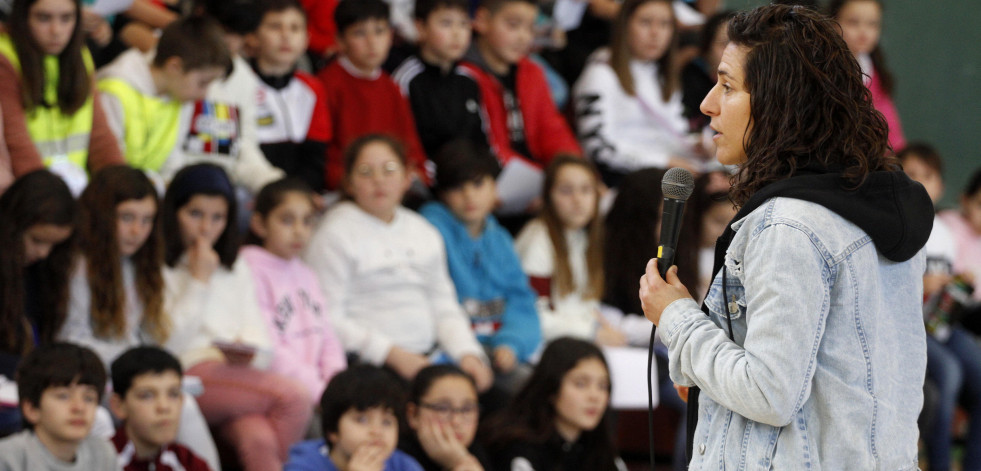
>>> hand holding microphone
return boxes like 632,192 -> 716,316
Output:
639,168 -> 695,326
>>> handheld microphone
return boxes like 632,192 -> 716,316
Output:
657,168 -> 695,278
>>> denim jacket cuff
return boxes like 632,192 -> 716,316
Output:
659,297 -> 702,346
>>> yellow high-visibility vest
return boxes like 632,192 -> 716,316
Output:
0,34 -> 95,172
97,76 -> 181,172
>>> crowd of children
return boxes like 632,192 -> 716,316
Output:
0,0 -> 978,469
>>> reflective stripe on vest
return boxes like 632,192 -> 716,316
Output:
0,34 -> 95,172
97,77 -> 181,172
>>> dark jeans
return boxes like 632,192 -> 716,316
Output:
925,328 -> 981,471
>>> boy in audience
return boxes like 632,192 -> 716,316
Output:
392,0 -> 488,159
0,343 -> 118,470
317,0 -> 428,191
285,365 -> 422,471
462,0 -> 581,214
248,0 -> 332,193
110,346 -> 211,471
420,140 -> 540,391
171,0 -> 286,195
98,16 -> 232,185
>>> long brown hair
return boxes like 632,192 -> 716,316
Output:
726,5 -> 896,206
78,166 -> 167,342
0,170 -> 76,356
540,156 -> 604,300
483,338 -> 619,471
608,0 -> 678,100
8,0 -> 91,113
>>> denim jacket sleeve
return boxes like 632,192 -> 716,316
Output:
659,213 -> 831,427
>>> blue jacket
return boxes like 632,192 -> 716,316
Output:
420,202 -> 541,361
285,439 -> 424,471
660,170 -> 932,470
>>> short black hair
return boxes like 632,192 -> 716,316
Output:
478,0 -> 536,14
432,139 -> 501,195
966,168 -> 981,199
334,0 -> 389,35
111,346 -> 183,399
256,0 -> 307,24
197,0 -> 264,35
17,343 -> 106,430
320,365 -> 405,443
414,0 -> 469,21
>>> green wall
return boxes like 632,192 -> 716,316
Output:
725,0 -> 980,209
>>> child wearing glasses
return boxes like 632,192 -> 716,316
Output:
304,135 -> 493,390
401,365 -> 490,471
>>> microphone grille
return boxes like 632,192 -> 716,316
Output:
662,167 -> 695,201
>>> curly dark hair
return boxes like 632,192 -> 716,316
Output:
726,4 -> 896,206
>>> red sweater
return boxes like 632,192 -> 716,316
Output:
317,58 -> 428,190
300,0 -> 339,57
459,57 -> 580,169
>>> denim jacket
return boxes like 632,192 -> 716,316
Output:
660,197 -> 927,470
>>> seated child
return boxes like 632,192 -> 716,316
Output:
483,337 -> 624,471
109,346 -> 211,471
242,178 -> 347,403
304,135 -> 492,390
285,365 -> 423,471
400,364 -> 491,471
98,16 -> 232,184
392,0 -> 489,159
168,0 -> 286,194
0,343 -> 118,469
317,0 -> 428,190
420,140 -> 541,390
514,156 -> 614,345
247,0 -> 331,193
461,0 -> 581,213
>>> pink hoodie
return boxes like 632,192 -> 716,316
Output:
868,67 -> 906,152
938,210 -> 981,301
240,245 -> 347,402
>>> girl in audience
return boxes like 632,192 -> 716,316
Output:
0,0 -> 123,193
304,134 -> 493,391
828,0 -> 905,152
0,170 -> 75,433
401,364 -> 490,471
162,163 -> 311,471
59,165 -> 164,369
241,177 -> 347,405
484,337 -> 624,471
515,156 -> 621,346
680,11 -> 734,133
56,164 -> 221,470
572,0 -> 698,188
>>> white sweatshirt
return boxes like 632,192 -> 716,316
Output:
304,202 -> 485,365
163,258 -> 272,370
573,48 -> 696,173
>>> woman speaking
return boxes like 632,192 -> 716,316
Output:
640,5 -> 933,470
